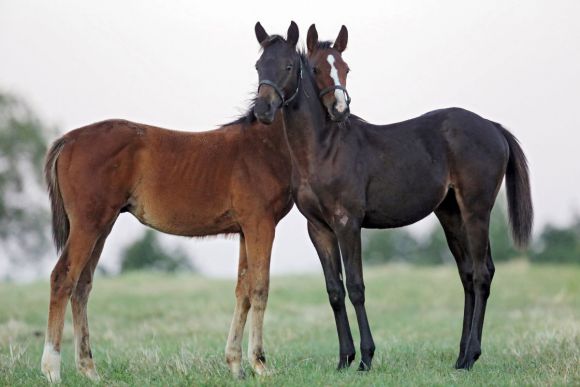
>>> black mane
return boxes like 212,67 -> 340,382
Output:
221,96 -> 257,128
221,35 -> 291,128
260,35 -> 286,49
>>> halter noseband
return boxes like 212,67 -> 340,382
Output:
258,62 -> 302,106
318,84 -> 352,105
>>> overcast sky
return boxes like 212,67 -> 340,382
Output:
1,1 -> 579,278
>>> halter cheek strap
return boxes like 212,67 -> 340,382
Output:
318,84 -> 352,105
258,63 -> 302,106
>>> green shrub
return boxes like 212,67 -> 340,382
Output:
531,218 -> 580,264
120,230 -> 194,273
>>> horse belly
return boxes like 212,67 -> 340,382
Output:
129,188 -> 239,237
363,176 -> 448,229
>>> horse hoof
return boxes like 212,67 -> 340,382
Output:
79,366 -> 100,381
336,353 -> 356,370
77,358 -> 100,381
41,344 -> 61,383
455,352 -> 479,370
41,368 -> 61,384
251,362 -> 272,377
455,358 -> 474,370
357,360 -> 371,371
226,360 -> 245,379
234,368 -> 246,379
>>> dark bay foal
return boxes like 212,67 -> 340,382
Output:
41,112 -> 292,382
253,22 -> 533,371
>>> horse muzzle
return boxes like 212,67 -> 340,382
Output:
254,98 -> 276,125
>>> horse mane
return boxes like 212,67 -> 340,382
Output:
260,35 -> 286,49
220,97 -> 258,128
345,114 -> 368,125
220,35 -> 289,128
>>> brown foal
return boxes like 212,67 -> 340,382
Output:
41,114 -> 292,382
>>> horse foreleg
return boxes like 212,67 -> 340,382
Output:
243,219 -> 275,376
307,220 -> 355,369
336,223 -> 375,371
225,235 -> 251,379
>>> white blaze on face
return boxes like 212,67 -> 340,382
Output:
327,54 -> 348,113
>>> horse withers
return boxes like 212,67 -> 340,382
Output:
253,21 -> 533,371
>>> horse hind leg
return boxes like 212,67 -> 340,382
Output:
41,198 -> 118,383
225,235 -> 251,379
41,226 -> 102,383
453,192 -> 495,370
70,225 -> 113,381
435,192 -> 474,369
477,240 -> 495,344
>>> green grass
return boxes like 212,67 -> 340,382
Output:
0,261 -> 578,386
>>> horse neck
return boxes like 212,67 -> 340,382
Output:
254,112 -> 288,147
282,62 -> 340,176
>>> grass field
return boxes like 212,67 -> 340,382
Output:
0,261 -> 578,386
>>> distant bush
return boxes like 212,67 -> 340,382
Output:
531,218 -> 580,264
120,230 -> 194,273
363,228 -> 423,264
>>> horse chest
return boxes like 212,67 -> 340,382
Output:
294,177 -> 360,228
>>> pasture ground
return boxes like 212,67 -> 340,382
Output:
0,261 -> 578,386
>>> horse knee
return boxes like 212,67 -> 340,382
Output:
473,268 -> 492,297
347,283 -> 365,306
250,286 -> 268,309
459,271 -> 474,292
235,280 -> 250,302
487,259 -> 496,281
327,287 -> 346,311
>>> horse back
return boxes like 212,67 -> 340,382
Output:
56,118 -> 292,237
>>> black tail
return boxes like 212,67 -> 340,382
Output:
44,137 -> 69,252
497,124 -> 534,248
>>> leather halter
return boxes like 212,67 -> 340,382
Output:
258,62 -> 302,106
318,84 -> 352,105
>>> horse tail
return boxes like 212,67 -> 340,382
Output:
496,124 -> 534,249
44,136 -> 69,252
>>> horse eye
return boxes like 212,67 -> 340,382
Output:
286,64 -> 293,71
313,67 -> 318,74
346,68 -> 351,74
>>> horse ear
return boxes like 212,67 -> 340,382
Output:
307,24 -> 318,54
333,25 -> 348,53
255,22 -> 269,45
287,21 -> 299,48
